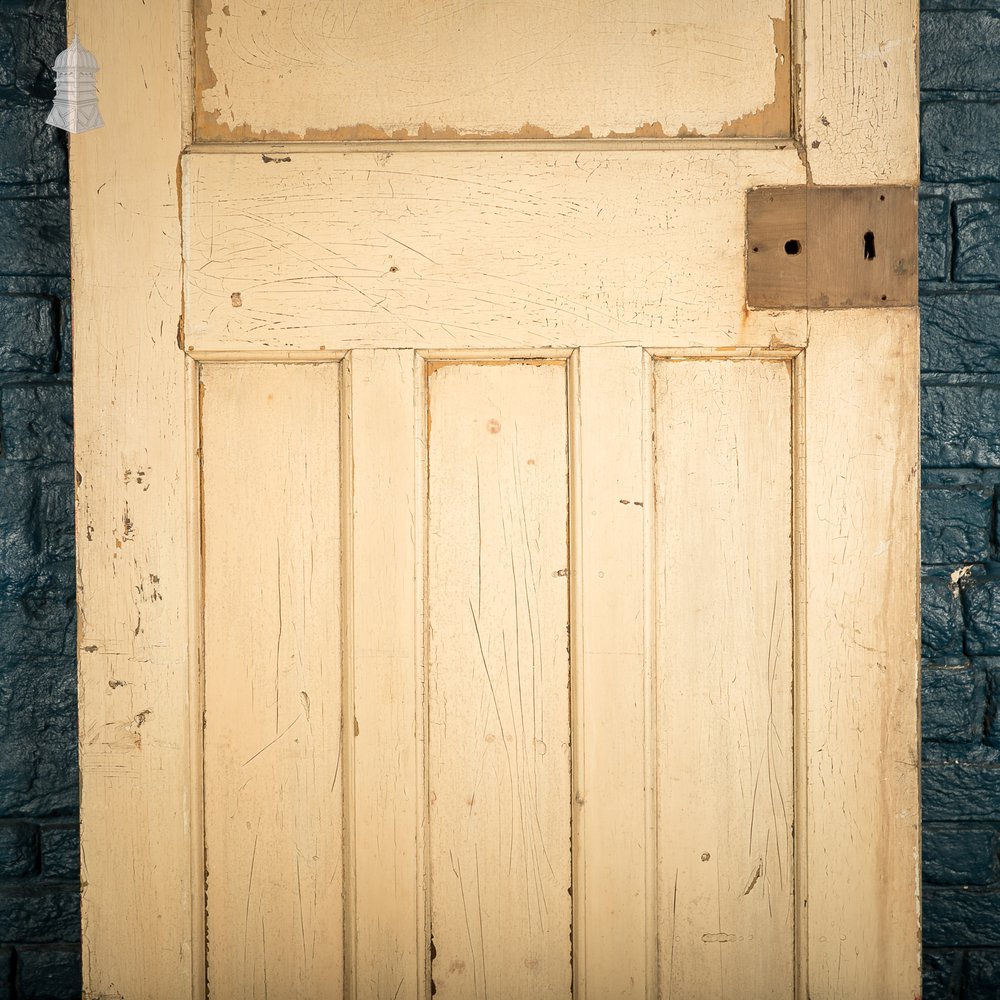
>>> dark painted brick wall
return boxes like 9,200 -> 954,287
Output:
922,0 -> 1000,996
1,1 -> 1000,997
0,1 -> 79,998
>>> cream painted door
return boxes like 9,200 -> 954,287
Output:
70,2 -> 920,998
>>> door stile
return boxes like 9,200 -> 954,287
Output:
641,348 -> 658,1000
790,348 -> 809,1000
71,0 -> 198,993
568,350 -> 584,996
186,355 -> 208,1000
344,350 -> 425,1000
802,311 -> 920,998
340,356 -> 358,997
572,347 -> 654,998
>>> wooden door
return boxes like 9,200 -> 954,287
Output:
70,1 -> 920,997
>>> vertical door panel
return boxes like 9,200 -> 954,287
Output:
426,361 -> 573,999
200,363 -> 344,1000
653,359 -> 795,998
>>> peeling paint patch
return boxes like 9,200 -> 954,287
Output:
715,15 -> 791,137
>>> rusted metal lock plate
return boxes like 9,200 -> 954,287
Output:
746,186 -> 918,309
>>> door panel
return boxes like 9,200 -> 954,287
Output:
200,363 -> 345,998
194,0 -> 792,141
654,359 -> 794,997
426,361 -> 573,998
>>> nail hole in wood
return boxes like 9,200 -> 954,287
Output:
864,231 -> 876,260
784,239 -> 801,255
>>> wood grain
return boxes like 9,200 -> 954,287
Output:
803,310 -> 921,998
426,361 -> 572,999
182,148 -> 807,353
194,0 -> 791,141
200,363 -> 344,999
654,358 -> 795,999
746,186 -> 918,309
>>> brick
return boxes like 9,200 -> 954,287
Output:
39,475 -> 74,563
0,948 -> 12,1000
0,0 -> 68,105
0,465 -> 42,596
0,296 -> 58,374
57,296 -> 70,376
955,200 -> 1000,281
0,200 -> 69,277
0,823 -> 36,878
40,826 -> 77,881
0,106 -> 66,187
966,577 -> 1000,653
967,949 -> 1000,999
923,948 -> 964,1000
922,11 -> 1000,91
923,575 -> 966,658
16,946 -> 81,1000
924,886 -> 1000,946
920,196 -> 950,281
925,0 -> 1000,8
925,824 -> 999,884
0,384 -> 73,463
924,662 -> 986,742
924,756 -> 1000,821
922,293 -> 1000,373
922,487 -> 993,564
0,887 -> 78,944
923,102 -> 1000,182
923,383 -> 1000,468
0,656 -> 77,816
985,659 -> 1000,749
0,590 -> 74,662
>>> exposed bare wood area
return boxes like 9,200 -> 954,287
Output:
746,186 -> 918,308
194,0 -> 791,141
654,359 -> 795,998
426,361 -> 573,998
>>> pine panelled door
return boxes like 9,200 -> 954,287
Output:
68,1 -> 920,997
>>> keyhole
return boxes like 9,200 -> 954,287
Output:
864,231 -> 876,260
784,239 -> 801,255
